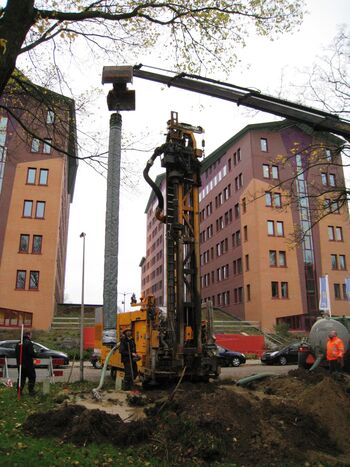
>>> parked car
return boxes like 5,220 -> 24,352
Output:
0,340 -> 69,367
260,342 -> 300,366
90,351 -> 102,369
216,345 -> 246,367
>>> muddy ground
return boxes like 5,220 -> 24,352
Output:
23,369 -> 350,466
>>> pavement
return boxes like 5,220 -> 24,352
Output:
3,359 -> 297,388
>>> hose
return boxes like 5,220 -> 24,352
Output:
92,343 -> 120,400
143,144 -> 167,222
236,372 -> 276,387
308,355 -> 323,372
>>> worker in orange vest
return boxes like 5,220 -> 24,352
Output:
326,330 -> 345,373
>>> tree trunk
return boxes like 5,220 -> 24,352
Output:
0,0 -> 35,96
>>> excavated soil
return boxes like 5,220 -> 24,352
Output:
23,369 -> 350,466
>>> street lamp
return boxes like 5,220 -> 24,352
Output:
119,291 -> 135,312
79,232 -> 86,382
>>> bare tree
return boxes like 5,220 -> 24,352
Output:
303,26 -> 350,117
0,0 -> 305,97
0,0 -> 306,174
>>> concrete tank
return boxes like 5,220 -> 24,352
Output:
309,318 -> 350,355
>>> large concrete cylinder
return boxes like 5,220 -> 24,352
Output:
102,112 -> 122,344
309,318 -> 350,354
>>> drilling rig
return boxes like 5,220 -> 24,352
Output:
99,65 -> 350,385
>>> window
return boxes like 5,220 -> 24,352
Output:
271,166 -> 279,179
246,284 -> 251,301
266,192 -> 281,208
329,174 -> 336,187
19,234 -> 29,253
234,203 -> 240,218
342,283 -> 347,300
325,149 -> 332,161
31,138 -> 40,152
223,291 -> 230,305
43,139 -> 52,154
243,225 -> 248,241
263,164 -> 270,178
334,283 -> 341,299
236,230 -> 241,246
23,200 -> 33,217
270,250 -> 286,267
279,251 -> 286,267
242,198 -> 246,213
29,271 -> 39,290
328,226 -> 335,241
245,254 -> 249,271
32,235 -> 42,254
269,250 -> 277,267
276,221 -> 284,237
271,281 -> 279,298
331,254 -> 338,270
260,138 -> 268,152
237,148 -> 241,162
26,168 -> 36,184
331,200 -> 340,214
263,164 -> 279,179
47,110 -> 55,124
267,221 -> 275,236
35,201 -> 45,219
238,287 -> 243,303
265,192 -> 272,207
339,255 -> 346,270
237,258 -> 242,274
16,270 -> 26,289
274,193 -> 282,208
281,282 -> 289,298
322,173 -> 336,187
335,227 -> 343,241
39,169 -> 48,185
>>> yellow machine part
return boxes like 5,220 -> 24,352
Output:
185,326 -> 193,342
100,310 -> 148,371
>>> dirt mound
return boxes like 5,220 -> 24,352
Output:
23,404 -> 151,446
24,377 -> 349,466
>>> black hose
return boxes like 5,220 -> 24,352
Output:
143,144 -> 167,222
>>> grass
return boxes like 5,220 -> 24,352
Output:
0,381 -> 157,467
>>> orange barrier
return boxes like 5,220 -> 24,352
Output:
216,334 -> 265,356
84,327 -> 95,349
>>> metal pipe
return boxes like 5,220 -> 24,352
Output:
79,232 -> 86,382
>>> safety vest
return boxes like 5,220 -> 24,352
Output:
326,336 -> 345,361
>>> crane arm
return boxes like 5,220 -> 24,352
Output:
131,65 -> 350,141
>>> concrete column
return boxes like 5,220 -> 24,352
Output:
103,112 -> 122,343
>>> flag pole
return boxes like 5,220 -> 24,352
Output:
326,274 -> 331,317
17,325 -> 24,400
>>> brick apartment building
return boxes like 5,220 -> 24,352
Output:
141,120 -> 350,332
0,79 -> 77,330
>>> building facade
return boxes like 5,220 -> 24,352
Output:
141,120 -> 350,331
0,82 -> 77,330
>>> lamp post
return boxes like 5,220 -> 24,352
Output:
120,292 -> 134,313
79,232 -> 86,382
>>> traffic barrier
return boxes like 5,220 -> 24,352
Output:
0,357 -> 7,379
216,334 -> 265,357
0,356 -> 66,385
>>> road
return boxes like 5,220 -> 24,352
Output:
5,361 -> 297,386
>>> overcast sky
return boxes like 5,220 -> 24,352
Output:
62,0 -> 350,307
